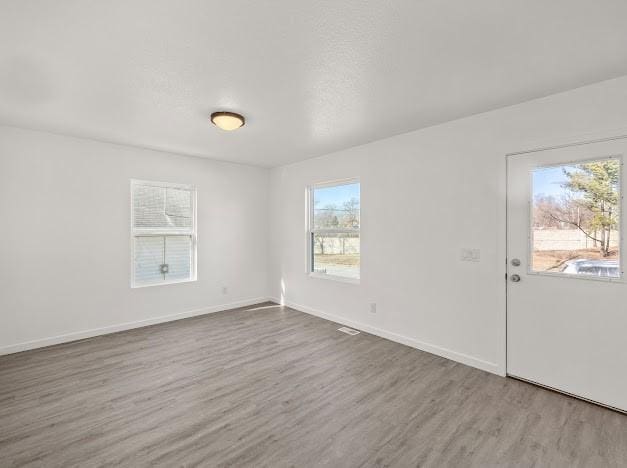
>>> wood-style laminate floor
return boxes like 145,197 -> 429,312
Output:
1,302 -> 626,467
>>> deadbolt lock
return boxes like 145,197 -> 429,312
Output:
511,258 -> 521,267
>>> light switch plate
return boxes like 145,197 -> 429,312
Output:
461,248 -> 480,262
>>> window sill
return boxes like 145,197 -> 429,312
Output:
131,278 -> 197,289
308,272 -> 360,285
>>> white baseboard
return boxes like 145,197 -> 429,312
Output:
0,297 -> 270,356
270,297 -> 503,376
3,297 -> 503,376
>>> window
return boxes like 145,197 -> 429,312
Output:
131,179 -> 196,287
308,179 -> 360,281
531,157 -> 621,278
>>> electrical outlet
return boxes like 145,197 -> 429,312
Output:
222,286 -> 228,295
370,303 -> 377,314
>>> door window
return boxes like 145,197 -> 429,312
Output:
530,157 -> 621,278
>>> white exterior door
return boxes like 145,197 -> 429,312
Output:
507,138 -> 626,412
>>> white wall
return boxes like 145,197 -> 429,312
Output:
268,76 -> 627,375
0,126 -> 269,353
4,76 -> 627,369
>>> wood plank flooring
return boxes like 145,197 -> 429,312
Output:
1,302 -> 626,467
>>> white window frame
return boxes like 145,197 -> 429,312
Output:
130,179 -> 197,288
527,155 -> 623,282
307,177 -> 360,284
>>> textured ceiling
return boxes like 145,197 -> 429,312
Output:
2,0 -> 627,167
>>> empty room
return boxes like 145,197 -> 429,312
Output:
2,1 -> 627,466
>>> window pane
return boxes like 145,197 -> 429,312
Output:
133,184 -> 192,230
165,188 -> 192,224
313,182 -> 360,230
165,235 -> 192,281
312,232 -> 360,279
134,236 -> 164,284
531,159 -> 620,278
133,185 -> 165,228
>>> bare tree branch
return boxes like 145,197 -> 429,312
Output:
547,213 -> 604,244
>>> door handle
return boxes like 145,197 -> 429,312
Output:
510,274 -> 521,282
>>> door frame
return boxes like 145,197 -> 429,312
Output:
504,132 -> 627,413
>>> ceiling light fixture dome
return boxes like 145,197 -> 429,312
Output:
210,111 -> 245,131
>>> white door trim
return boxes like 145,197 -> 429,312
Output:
507,134 -> 627,158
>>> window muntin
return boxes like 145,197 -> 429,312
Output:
530,158 -> 621,279
131,180 -> 196,287
309,180 -> 360,281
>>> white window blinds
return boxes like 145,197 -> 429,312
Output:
131,180 -> 196,287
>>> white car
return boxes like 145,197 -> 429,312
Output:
562,259 -> 620,278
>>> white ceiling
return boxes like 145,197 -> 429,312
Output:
2,1 -> 627,167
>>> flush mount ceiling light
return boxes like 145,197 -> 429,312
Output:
210,111 -> 245,131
